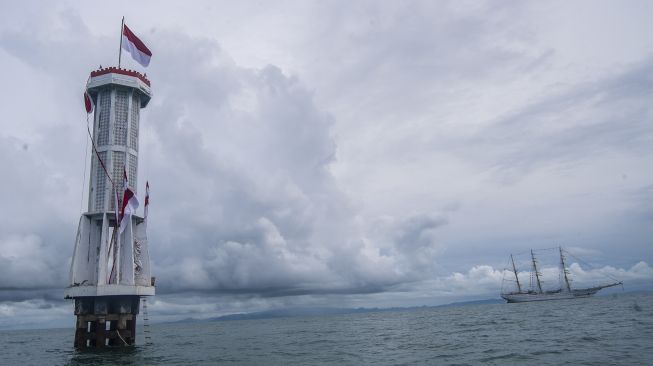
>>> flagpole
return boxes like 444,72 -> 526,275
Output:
118,16 -> 125,68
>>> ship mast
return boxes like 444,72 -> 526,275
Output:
531,249 -> 543,293
510,254 -> 522,293
559,246 -> 572,292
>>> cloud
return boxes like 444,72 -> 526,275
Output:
420,261 -> 653,297
463,56 -> 653,179
0,235 -> 65,289
0,135 -> 74,294
568,261 -> 653,286
0,298 -> 70,330
1,15 -> 455,301
141,33 -> 362,294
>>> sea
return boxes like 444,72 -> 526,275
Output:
2,292 -> 652,365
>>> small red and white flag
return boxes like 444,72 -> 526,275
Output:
119,167 -> 140,233
121,24 -> 152,67
84,91 -> 93,113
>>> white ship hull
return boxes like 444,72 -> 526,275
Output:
502,292 -> 573,303
502,286 -> 609,303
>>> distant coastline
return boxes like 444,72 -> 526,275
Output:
169,298 -> 504,324
169,289 -> 650,324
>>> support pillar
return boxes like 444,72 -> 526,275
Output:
73,296 -> 140,348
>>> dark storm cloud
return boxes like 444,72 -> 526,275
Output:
0,289 -> 61,303
394,215 -> 447,251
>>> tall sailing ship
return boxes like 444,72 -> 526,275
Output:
501,247 -> 622,303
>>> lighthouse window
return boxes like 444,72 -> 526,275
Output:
94,151 -> 107,211
129,153 -> 138,192
97,92 -> 111,146
114,90 -> 129,145
130,94 -> 140,150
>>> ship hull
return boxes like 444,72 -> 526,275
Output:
501,288 -> 601,303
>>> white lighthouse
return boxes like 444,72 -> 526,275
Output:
65,66 -> 155,347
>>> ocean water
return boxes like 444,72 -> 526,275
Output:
2,293 -> 652,365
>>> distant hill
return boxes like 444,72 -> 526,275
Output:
168,298 -> 505,324
166,290 -> 653,325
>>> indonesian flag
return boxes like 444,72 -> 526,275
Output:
119,167 -> 139,233
84,91 -> 93,113
121,24 -> 152,67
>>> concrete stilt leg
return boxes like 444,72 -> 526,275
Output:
73,296 -> 140,348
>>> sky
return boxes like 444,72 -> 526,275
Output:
1,0 -> 652,330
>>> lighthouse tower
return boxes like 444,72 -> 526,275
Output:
64,67 -> 155,347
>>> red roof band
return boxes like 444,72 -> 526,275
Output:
90,66 -> 151,87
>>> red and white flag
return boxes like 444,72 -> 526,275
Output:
119,167 -> 139,233
84,91 -> 93,113
121,24 -> 152,67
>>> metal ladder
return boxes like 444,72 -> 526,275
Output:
142,297 -> 151,344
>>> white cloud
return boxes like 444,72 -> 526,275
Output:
568,261 -> 653,286
417,261 -> 653,298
